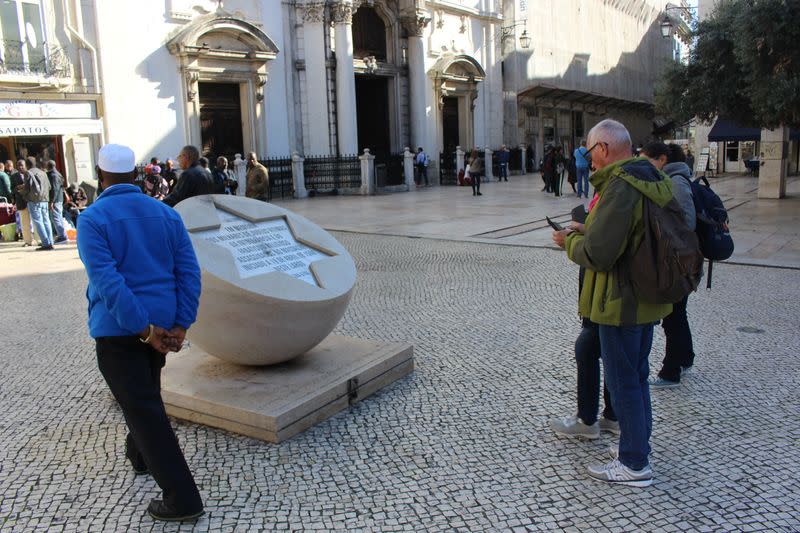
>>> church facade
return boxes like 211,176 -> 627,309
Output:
94,0 -> 504,177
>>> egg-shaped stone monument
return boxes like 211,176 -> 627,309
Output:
174,194 -> 356,365
163,195 -> 413,443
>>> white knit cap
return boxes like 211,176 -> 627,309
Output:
98,143 -> 136,173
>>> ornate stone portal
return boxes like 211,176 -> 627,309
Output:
162,195 -> 414,443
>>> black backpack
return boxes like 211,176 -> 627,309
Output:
686,175 -> 734,261
629,197 -> 704,304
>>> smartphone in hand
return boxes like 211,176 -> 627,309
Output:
546,216 -> 564,231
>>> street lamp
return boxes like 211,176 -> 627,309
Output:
659,3 -> 697,38
500,20 -> 531,50
519,30 -> 531,50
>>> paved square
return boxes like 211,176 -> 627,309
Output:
1,229 -> 798,531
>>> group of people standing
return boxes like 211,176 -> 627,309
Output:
550,119 -> 701,487
137,148 -> 270,206
1,157 -> 85,250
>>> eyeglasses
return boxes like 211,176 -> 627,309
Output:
583,141 -> 608,163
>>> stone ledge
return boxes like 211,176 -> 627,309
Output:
162,335 -> 414,443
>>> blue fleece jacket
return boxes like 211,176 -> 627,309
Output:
77,184 -> 201,338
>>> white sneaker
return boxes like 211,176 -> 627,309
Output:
599,417 -> 620,435
548,414 -> 600,439
587,459 -> 653,487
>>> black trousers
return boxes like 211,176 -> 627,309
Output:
576,321 -> 616,425
659,294 -> 695,382
96,336 -> 202,512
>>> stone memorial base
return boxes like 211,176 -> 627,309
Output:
161,335 -> 414,443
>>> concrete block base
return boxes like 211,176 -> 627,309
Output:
162,335 -> 414,443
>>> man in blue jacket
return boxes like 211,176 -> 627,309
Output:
77,144 -> 204,522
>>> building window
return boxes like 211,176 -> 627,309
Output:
352,7 -> 387,60
0,0 -> 46,74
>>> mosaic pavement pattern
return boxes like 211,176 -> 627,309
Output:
1,233 -> 799,532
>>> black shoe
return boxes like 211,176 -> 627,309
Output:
54,236 -> 68,244
147,500 -> 204,522
35,245 -> 54,251
477,192 -> 482,196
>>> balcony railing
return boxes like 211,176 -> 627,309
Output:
0,39 -> 72,78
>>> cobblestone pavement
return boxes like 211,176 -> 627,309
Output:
1,234 -> 799,532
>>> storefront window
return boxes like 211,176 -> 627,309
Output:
0,0 -> 45,74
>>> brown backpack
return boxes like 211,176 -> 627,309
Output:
629,197 -> 704,304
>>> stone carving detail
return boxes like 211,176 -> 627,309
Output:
459,16 -> 466,34
436,10 -> 444,29
401,11 -> 431,37
255,74 -> 268,102
186,70 -> 199,101
301,2 -> 325,23
363,55 -> 378,74
331,2 -> 353,24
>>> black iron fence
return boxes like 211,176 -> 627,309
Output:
304,154 -> 361,194
261,156 -> 293,200
374,152 -> 404,187
0,39 -> 71,77
439,151 -> 457,185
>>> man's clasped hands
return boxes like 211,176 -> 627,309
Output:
138,325 -> 187,354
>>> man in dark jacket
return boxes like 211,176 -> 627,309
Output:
24,157 -> 54,250
10,159 -> 33,246
163,145 -> 213,207
78,143 -> 204,522
46,160 -> 68,243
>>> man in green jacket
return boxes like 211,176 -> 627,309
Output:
553,119 -> 673,487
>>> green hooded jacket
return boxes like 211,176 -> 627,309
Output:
564,157 -> 674,326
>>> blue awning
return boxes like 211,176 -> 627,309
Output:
708,119 -> 800,142
707,119 -> 761,142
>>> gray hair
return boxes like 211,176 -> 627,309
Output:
587,119 -> 631,151
46,160 -> 56,170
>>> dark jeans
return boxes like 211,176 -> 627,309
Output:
96,336 -> 203,512
499,163 -> 508,180
470,172 -> 481,194
599,324 -> 654,471
417,164 -> 428,185
659,294 -> 695,382
576,321 -> 615,425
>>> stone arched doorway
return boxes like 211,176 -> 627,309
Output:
167,12 -> 279,160
351,2 -> 403,158
430,54 -> 485,152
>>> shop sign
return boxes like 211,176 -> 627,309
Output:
0,100 -> 95,120
0,118 -> 103,136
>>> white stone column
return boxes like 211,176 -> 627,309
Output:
402,12 -> 431,153
233,154 -> 247,196
300,2 -> 330,155
359,148 -> 375,195
456,146 -> 465,173
292,152 -> 308,198
403,147 -> 415,190
484,148 -> 494,181
519,143 -> 527,174
758,126 -> 788,199
332,2 -> 358,155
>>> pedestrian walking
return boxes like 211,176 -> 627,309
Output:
10,160 -> 34,246
497,145 -> 510,182
163,146 -> 214,207
468,148 -> 482,196
46,160 -> 68,243
552,119 -> 674,487
415,147 -> 430,187
77,143 -> 204,522
23,157 -> 54,251
574,140 -> 591,198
